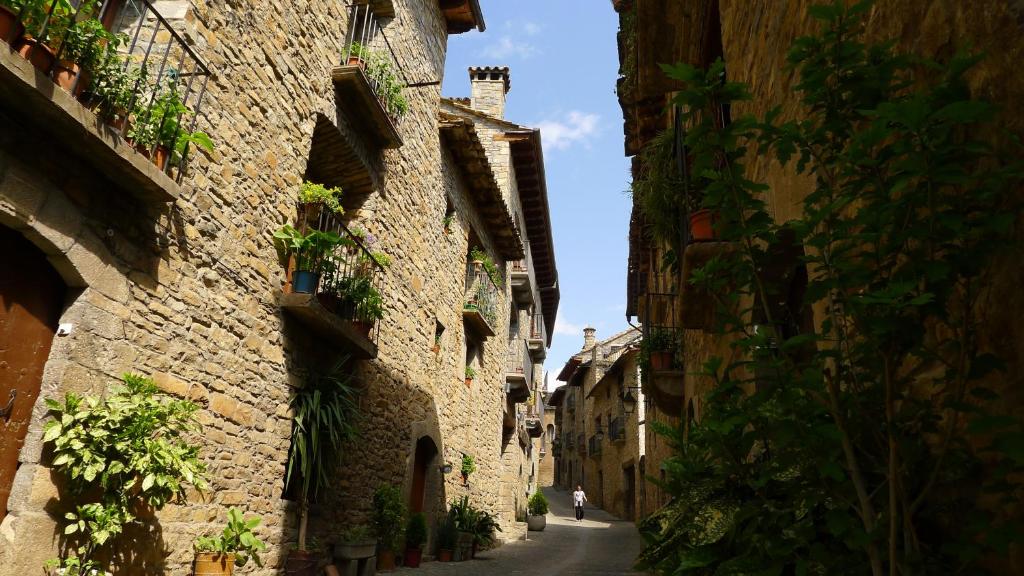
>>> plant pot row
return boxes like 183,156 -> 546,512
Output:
1,8 -> 89,96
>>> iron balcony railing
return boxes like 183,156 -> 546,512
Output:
512,241 -> 538,294
2,0 -> 211,182
529,312 -> 546,344
643,292 -> 681,371
588,434 -> 602,457
342,2 -> 407,122
609,416 -> 626,442
506,337 -> 533,389
295,203 -> 385,344
464,262 -> 500,332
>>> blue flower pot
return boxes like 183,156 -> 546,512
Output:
292,270 -> 320,294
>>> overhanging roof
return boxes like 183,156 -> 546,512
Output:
439,0 -> 485,33
440,113 -> 524,260
556,357 -> 581,382
548,385 -> 566,406
507,130 -> 560,342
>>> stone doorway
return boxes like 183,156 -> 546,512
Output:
623,464 -> 636,521
0,226 -> 67,521
410,436 -> 438,514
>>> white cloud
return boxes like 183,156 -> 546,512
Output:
523,21 -> 542,36
482,36 -> 540,59
554,318 -> 584,336
536,111 -> 601,151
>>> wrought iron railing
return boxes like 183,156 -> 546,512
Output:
506,337 -> 533,389
295,203 -> 385,343
2,0 -> 211,182
609,416 -> 625,442
643,291 -> 681,371
341,2 -> 407,122
464,262 -> 500,331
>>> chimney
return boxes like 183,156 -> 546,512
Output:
583,327 -> 597,351
469,66 -> 511,118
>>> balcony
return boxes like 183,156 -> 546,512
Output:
505,337 -> 532,402
332,3 -> 406,149
642,292 -> 685,413
0,0 -> 212,203
609,416 -> 626,443
588,435 -> 602,458
510,241 -> 536,304
463,261 -> 500,338
527,312 -> 546,359
276,203 -> 384,359
525,416 -> 543,438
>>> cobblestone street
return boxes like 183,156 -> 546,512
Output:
397,487 -> 644,575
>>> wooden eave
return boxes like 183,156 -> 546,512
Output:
355,0 -> 395,18
331,65 -> 403,149
306,113 -> 380,204
440,115 -> 524,260
548,385 -> 567,406
507,130 -> 560,345
439,0 -> 485,33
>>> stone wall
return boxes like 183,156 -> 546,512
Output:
537,406 -> 556,487
0,0 -> 539,573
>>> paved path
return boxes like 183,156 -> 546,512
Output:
396,486 -> 644,575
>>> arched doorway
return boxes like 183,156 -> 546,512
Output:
409,436 -> 438,514
0,226 -> 67,520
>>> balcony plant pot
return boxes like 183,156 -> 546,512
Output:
292,270 -> 320,294
403,547 -> 423,568
464,377 -> 472,387
689,209 -> 717,242
15,37 -> 56,74
134,144 -> 170,170
333,540 -> 376,561
0,6 -> 24,47
352,320 -> 373,338
284,549 -> 319,576
193,552 -> 235,576
527,514 -> 546,531
649,350 -> 673,371
53,61 -> 90,96
377,548 -> 396,571
438,549 -> 453,562
347,55 -> 366,69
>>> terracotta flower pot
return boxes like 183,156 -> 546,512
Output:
193,552 -> 235,576
403,547 -> 423,568
285,549 -> 319,576
347,55 -> 365,69
0,5 -> 24,47
15,37 -> 56,74
649,351 -> 673,371
464,377 -> 473,387
438,549 -> 453,562
689,209 -> 717,241
53,60 -> 90,96
352,320 -> 373,338
377,549 -> 396,571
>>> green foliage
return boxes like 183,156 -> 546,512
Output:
349,42 -> 409,120
42,374 -> 206,570
527,491 -> 549,516
62,18 -> 114,72
195,508 -> 266,567
437,516 -> 458,550
273,225 -> 344,273
330,275 -> 386,321
372,484 -> 406,551
639,3 -> 1024,575
128,78 -> 214,162
405,513 -> 428,550
447,496 -> 476,532
471,508 -> 501,548
298,181 -> 344,215
339,525 -> 374,544
88,48 -> 143,123
644,326 -> 677,353
460,454 -> 476,476
464,365 -> 476,380
285,360 -> 361,550
469,246 -> 504,289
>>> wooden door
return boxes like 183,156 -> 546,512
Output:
0,227 -> 66,520
409,437 -> 437,514
624,465 -> 636,521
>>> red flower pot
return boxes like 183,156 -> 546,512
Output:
689,209 -> 717,241
0,5 -> 24,47
53,60 -> 91,96
15,37 -> 56,74
377,549 -> 396,571
650,351 -> 673,371
438,549 -> 453,562
403,548 -> 423,568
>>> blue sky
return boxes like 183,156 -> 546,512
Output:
442,0 -> 632,390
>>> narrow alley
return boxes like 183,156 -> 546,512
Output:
398,487 -> 643,576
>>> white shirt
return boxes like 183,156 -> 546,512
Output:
573,490 -> 586,505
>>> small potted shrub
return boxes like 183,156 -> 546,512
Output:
346,41 -> 368,68
436,517 -> 457,562
55,18 -> 112,95
460,454 -> 476,486
645,327 -> 676,371
448,497 -> 477,562
333,526 -> 376,562
527,491 -> 549,531
471,509 -> 501,557
464,365 -> 475,387
372,484 -> 406,571
403,513 -> 428,568
193,508 -> 266,576
273,225 -> 344,294
689,208 -> 717,241
298,180 -> 344,221
0,0 -> 24,48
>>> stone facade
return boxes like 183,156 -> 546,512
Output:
0,0 -> 558,574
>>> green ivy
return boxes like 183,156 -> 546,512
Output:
638,2 -> 1024,575
42,373 -> 206,570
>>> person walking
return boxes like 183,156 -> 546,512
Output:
572,485 -> 587,523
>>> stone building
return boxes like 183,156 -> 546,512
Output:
0,0 -> 557,573
614,0 -> 1024,558
536,389 -> 556,487
550,327 -> 641,519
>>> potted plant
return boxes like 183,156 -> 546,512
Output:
689,208 -> 716,241
273,225 -> 344,294
333,526 -> 376,562
464,365 -> 475,387
54,17 -> 111,95
460,454 -> 476,485
442,213 -> 454,234
193,508 -> 266,576
346,40 -> 368,68
14,0 -> 74,73
448,497 -> 477,562
436,517 -> 457,562
285,361 -> 361,576
298,180 -> 344,220
432,334 -> 441,354
471,509 -> 501,557
127,81 -> 213,169
88,50 -> 141,131
0,0 -> 24,48
372,484 -> 406,571
645,327 -> 676,371
527,491 -> 549,531
403,512 -> 428,568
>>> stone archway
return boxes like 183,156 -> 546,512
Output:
410,436 -> 439,514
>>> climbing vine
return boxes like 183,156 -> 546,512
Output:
638,2 -> 1024,575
